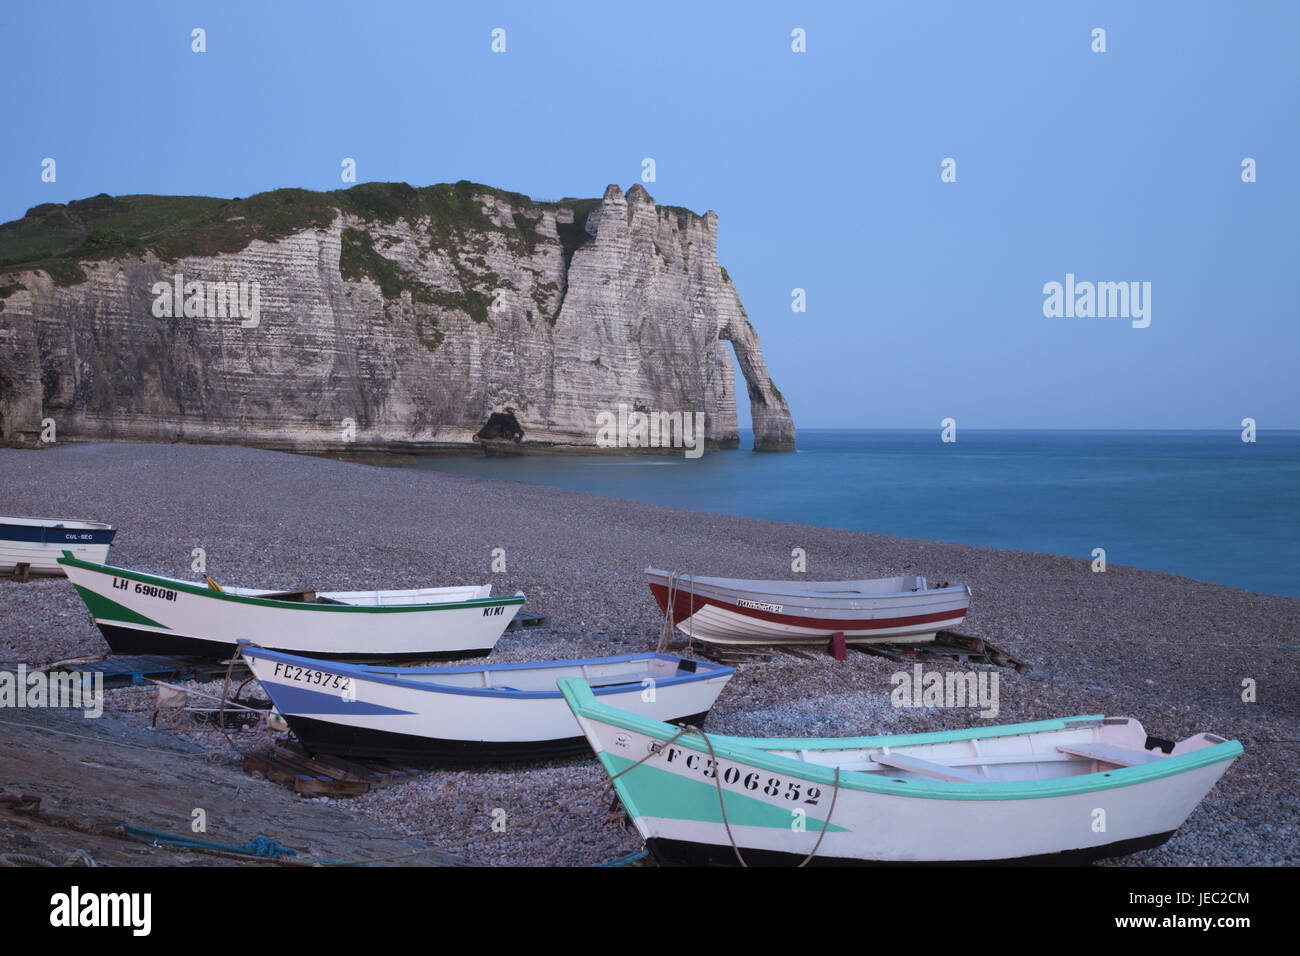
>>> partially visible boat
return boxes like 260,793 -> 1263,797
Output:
559,677 -> 1242,866
58,552 -> 523,660
646,568 -> 970,646
241,645 -> 734,762
1,517 -> 116,576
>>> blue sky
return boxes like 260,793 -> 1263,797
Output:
4,1 -> 1297,429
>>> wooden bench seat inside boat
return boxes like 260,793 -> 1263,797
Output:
469,671 -> 663,693
870,751 -> 984,783
254,589 -> 318,602
1055,743 -> 1165,767
244,589 -> 352,605
587,671 -> 661,689
800,750 -> 1078,773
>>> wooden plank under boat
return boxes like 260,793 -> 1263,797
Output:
241,645 -> 735,762
646,567 -> 970,647
0,516 -> 116,576
57,553 -> 523,661
559,678 -> 1242,866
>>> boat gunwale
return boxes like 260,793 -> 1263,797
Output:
644,567 -> 969,602
242,645 -> 734,700
558,678 -> 1243,802
57,553 -> 524,613
1,516 -> 117,532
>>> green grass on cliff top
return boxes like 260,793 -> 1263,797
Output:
0,182 -> 694,287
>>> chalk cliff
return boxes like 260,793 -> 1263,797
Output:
0,181 -> 795,453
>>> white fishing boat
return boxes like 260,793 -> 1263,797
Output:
241,645 -> 734,762
647,568 -> 970,646
0,517 -> 116,575
559,678 -> 1242,865
58,552 -> 523,661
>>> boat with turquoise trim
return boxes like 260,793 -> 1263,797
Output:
57,552 -> 524,661
241,645 -> 734,762
558,677 -> 1242,865
1,516 -> 116,575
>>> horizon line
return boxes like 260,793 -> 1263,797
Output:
736,425 -> 1300,432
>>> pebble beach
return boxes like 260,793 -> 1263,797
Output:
2,442 -> 1297,866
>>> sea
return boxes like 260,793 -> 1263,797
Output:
414,430 -> 1300,599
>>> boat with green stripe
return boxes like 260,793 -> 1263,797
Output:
558,678 -> 1242,865
59,553 -> 525,661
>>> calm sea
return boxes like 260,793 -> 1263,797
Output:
414,430 -> 1300,598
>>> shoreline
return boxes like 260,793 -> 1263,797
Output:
1,442 -> 1296,866
10,433 -> 1297,601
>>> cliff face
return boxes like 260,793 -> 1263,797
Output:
0,182 -> 795,453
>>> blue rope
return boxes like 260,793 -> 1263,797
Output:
121,825 -> 328,860
596,848 -> 648,867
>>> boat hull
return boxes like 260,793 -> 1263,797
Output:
559,678 -> 1241,866
243,647 -> 734,763
644,830 -> 1179,867
281,711 -> 711,763
646,570 -> 969,646
93,623 -> 490,662
0,519 -> 115,575
60,556 -> 523,660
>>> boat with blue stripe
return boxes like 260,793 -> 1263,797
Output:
241,644 -> 735,762
1,516 -> 116,575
